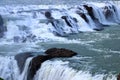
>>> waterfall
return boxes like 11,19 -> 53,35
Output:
34,60 -> 116,80
0,2 -> 119,42
0,56 -> 33,80
0,56 -> 20,80
88,4 -> 109,25
0,57 -> 117,80
18,57 -> 33,80
0,2 -> 120,80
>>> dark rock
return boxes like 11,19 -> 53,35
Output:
103,6 -> 112,19
117,73 -> 120,80
77,13 -> 89,23
73,17 -> 78,22
0,15 -> 4,25
0,77 -> 4,80
93,28 -> 104,31
27,48 -> 77,80
83,5 -> 96,20
45,11 -> 54,19
27,55 -> 52,80
45,11 -> 51,18
61,16 -> 72,27
15,52 -> 33,73
45,48 -> 77,57
83,5 -> 105,30
0,15 -> 7,38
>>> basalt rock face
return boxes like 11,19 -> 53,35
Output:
117,73 -> 120,80
0,15 -> 7,38
83,5 -> 96,20
45,48 -> 77,57
27,55 -> 52,80
15,52 -> 33,73
103,6 -> 113,19
27,48 -> 77,80
0,15 -> 4,26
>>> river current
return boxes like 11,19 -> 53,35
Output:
0,1 -> 120,80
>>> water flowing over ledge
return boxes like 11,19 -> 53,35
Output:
0,1 -> 120,80
34,60 -> 116,80
0,56 -> 117,80
0,2 -> 120,43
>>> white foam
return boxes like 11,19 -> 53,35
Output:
0,2 -> 119,44
0,56 -> 20,80
34,60 -> 116,80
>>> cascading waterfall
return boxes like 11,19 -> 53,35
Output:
34,60 -> 116,80
85,4 -> 109,25
18,57 -> 33,80
0,56 -> 32,80
0,1 -> 120,80
0,2 -> 119,42
0,56 -> 19,80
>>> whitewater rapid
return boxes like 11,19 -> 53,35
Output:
0,1 -> 120,80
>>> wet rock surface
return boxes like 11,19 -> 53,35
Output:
45,48 -> 77,57
27,48 -> 77,80
15,52 -> 33,73
117,73 -> 120,80
0,15 -> 7,38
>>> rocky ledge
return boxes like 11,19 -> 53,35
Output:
15,48 -> 77,80
28,48 -> 77,80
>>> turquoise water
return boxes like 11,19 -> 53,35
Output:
0,1 -> 120,79
36,25 -> 120,75
0,0 -> 117,5
0,23 -> 120,77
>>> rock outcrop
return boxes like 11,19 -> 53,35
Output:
27,48 -> 77,80
27,55 -> 52,80
83,5 -> 96,20
0,15 -> 7,38
15,52 -> 33,73
117,73 -> 120,80
45,48 -> 77,57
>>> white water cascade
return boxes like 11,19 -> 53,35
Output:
0,1 -> 120,80
0,2 -> 119,43
34,60 -> 116,80
0,56 -> 32,80
0,56 -> 20,80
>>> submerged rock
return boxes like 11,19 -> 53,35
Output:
27,48 -> 77,80
93,27 -> 104,31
